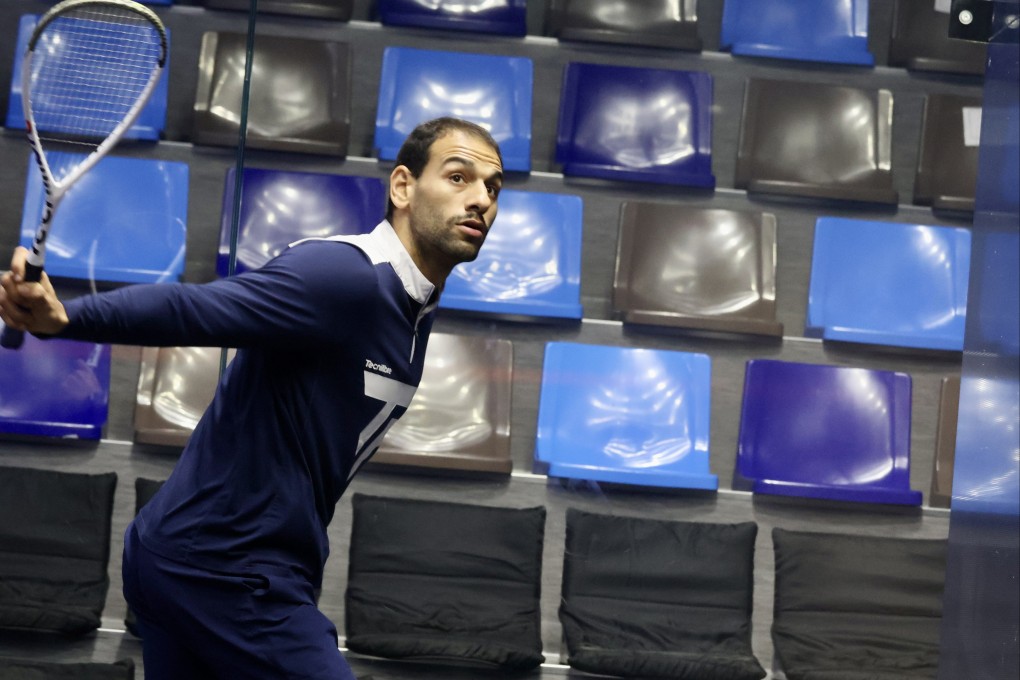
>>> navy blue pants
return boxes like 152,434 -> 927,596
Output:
123,524 -> 356,680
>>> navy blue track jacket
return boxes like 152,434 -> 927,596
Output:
58,221 -> 438,587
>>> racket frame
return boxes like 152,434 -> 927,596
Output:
2,0 -> 167,349
22,0 -> 168,271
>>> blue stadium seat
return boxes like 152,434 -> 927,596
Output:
555,62 -> 715,188
720,0 -> 874,66
377,0 -> 527,36
806,217 -> 971,351
535,342 -> 717,490
19,152 -> 188,284
6,14 -> 169,141
735,359 -> 922,506
0,335 -> 111,440
440,189 -> 583,320
374,47 -> 534,172
735,78 -> 897,205
218,167 -> 385,277
613,202 -> 783,337
372,333 -> 514,475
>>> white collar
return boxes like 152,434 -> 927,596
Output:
290,221 -> 438,309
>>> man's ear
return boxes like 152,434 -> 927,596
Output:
389,165 -> 414,212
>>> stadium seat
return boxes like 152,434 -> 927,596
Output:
735,359 -> 922,506
887,0 -> 987,75
0,335 -> 110,440
720,0 -> 874,66
134,347 -> 234,448
371,333 -> 514,475
0,658 -> 134,679
217,167 -> 384,277
374,47 -> 533,172
735,78 -> 898,205
560,508 -> 765,679
772,528 -> 947,679
345,494 -> 546,670
5,14 -> 169,140
203,0 -> 353,19
440,189 -> 583,320
377,0 -> 527,36
544,0 -> 702,51
556,62 -> 715,188
613,202 -> 782,337
929,375 -> 960,509
5,12 -> 167,140
0,466 -> 117,635
19,153 -> 187,285
535,342 -> 718,490
914,93 -> 982,213
805,217 -> 971,351
193,32 -> 351,156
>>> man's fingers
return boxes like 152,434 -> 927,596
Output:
9,246 -> 29,281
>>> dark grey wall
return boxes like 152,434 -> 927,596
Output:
0,1 -> 981,676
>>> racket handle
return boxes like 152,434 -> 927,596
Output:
1,262 -> 45,350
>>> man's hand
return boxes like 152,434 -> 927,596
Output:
0,247 -> 69,336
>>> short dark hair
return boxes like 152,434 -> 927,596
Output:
385,117 -> 503,221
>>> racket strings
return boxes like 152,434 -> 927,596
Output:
29,7 -> 162,141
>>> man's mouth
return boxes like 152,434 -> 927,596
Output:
456,217 -> 486,238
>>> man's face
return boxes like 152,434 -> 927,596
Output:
405,130 -> 503,273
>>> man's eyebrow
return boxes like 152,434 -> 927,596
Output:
442,156 -> 504,183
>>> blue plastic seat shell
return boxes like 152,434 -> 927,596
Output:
536,342 -> 717,490
555,62 -> 715,188
19,153 -> 188,284
6,14 -> 169,140
806,217 -> 971,351
374,47 -> 533,172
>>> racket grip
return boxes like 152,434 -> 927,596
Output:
1,262 -> 45,350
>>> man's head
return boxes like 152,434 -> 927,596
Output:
386,118 -> 503,221
387,117 -> 504,286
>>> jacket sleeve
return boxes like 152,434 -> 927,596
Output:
55,241 -> 377,349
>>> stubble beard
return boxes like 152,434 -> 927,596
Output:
412,203 -> 485,267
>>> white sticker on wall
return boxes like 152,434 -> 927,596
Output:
963,107 -> 982,147
935,0 -> 951,13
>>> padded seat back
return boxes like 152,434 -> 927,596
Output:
772,528 -> 947,679
0,466 -> 117,635
560,508 -> 765,679
345,494 -> 546,670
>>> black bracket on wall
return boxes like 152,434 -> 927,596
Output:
949,0 -> 1020,42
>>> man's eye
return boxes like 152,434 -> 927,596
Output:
450,173 -> 464,183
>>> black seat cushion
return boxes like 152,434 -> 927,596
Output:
0,466 -> 117,635
345,493 -> 546,670
0,657 -> 134,679
560,508 -> 765,679
772,528 -> 947,680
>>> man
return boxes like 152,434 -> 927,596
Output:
0,116 -> 504,679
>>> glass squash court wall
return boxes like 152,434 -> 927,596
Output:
0,0 -> 1013,676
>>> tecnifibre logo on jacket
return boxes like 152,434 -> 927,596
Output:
364,359 -> 393,375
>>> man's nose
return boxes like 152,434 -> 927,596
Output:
467,180 -> 493,213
